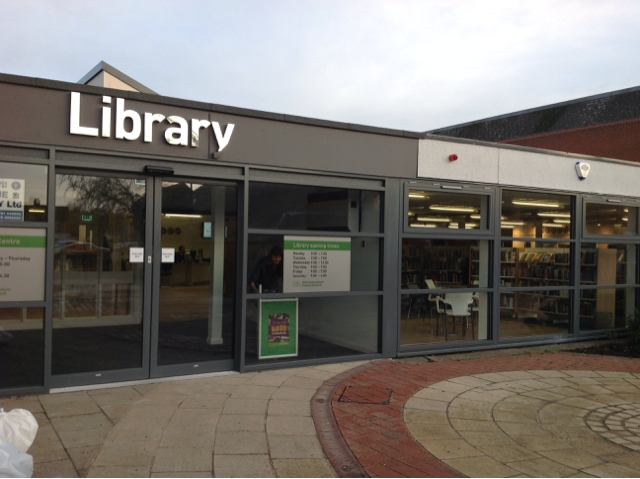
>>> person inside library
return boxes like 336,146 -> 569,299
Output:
249,245 -> 283,293
175,245 -> 186,263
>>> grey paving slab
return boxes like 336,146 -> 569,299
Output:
443,455 -> 520,477
214,454 -> 275,478
87,465 -> 151,477
222,398 -> 269,415
159,426 -> 216,447
272,458 -> 338,478
92,440 -> 157,467
266,416 -> 317,436
178,393 -> 229,409
66,445 -> 101,472
582,462 -> 640,478
268,399 -> 311,417
270,386 -> 318,402
506,457 -> 578,477
269,435 -> 325,459
57,426 -> 112,448
33,459 -> 79,478
214,431 -> 269,455
216,414 -> 266,432
151,446 -> 212,473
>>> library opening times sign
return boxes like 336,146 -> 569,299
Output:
283,236 -> 351,293
0,228 -> 46,302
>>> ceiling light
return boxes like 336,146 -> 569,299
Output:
552,219 -> 571,224
470,214 -> 481,219
417,217 -> 451,223
448,224 -> 459,229
501,225 -> 515,229
429,206 -> 476,213
28,208 -> 45,213
164,214 -> 203,218
512,200 -> 560,208
542,223 -> 564,228
623,217 -> 628,222
409,192 -> 428,198
502,221 -> 525,226
411,223 -> 437,228
537,212 -> 571,218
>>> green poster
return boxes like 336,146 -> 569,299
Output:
259,299 -> 298,359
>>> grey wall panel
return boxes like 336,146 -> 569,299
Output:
419,137 -> 640,198
0,82 -> 418,179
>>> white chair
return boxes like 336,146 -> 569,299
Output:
436,293 -> 474,341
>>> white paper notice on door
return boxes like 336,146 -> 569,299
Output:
129,247 -> 144,263
161,248 -> 175,263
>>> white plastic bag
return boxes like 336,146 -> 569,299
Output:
0,410 -> 38,453
0,437 -> 33,478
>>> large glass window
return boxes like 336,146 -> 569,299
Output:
580,243 -> 637,286
408,190 -> 488,230
249,182 -> 381,233
580,287 -> 637,331
246,181 -> 383,366
585,203 -> 637,236
500,290 -> 570,339
0,162 -> 48,223
402,239 -> 490,289
501,190 -> 572,239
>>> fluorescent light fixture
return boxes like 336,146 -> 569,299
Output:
430,206 -> 476,213
552,219 -> 571,224
537,212 -> 571,218
502,221 -> 525,226
501,225 -> 515,229
542,223 -> 564,228
623,217 -> 628,222
411,223 -> 437,228
164,214 -> 203,218
409,192 -> 428,198
28,208 -> 45,213
417,217 -> 451,223
470,214 -> 481,219
512,200 -> 560,208
624,208 -> 629,213
448,224 -> 459,229
464,223 -> 478,228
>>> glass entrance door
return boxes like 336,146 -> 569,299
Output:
151,180 -> 237,376
53,173 -> 151,385
53,172 -> 238,386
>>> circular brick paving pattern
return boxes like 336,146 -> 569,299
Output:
404,370 -> 640,477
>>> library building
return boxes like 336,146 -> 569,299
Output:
1,63 -> 640,396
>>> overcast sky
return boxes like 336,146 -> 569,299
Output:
1,0 -> 639,132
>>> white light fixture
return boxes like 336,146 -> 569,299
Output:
552,219 -> 571,224
417,217 -> 451,223
164,214 -> 203,218
542,223 -> 564,228
448,224 -> 459,229
502,221 -> 525,226
623,217 -> 629,222
470,214 -> 481,219
537,212 -> 571,218
512,200 -> 560,208
501,225 -> 515,229
409,192 -> 428,198
411,223 -> 437,228
429,206 -> 476,213
464,223 -> 478,228
28,208 -> 46,213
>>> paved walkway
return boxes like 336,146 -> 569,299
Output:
2,346 -> 640,477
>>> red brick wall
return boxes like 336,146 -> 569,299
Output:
501,118 -> 640,164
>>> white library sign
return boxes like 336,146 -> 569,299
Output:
0,227 -> 46,302
283,236 -> 351,293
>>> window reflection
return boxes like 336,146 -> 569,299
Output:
500,291 -> 570,339
580,287 -> 636,331
581,244 -> 637,286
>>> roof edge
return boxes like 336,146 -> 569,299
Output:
426,84 -> 640,134
77,61 -> 158,95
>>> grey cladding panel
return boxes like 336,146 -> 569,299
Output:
0,82 -> 417,178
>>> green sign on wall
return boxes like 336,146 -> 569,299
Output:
259,299 -> 299,359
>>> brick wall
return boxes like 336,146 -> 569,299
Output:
501,118 -> 640,164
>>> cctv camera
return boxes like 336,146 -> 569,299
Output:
576,162 -> 590,180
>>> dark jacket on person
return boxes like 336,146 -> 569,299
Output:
250,256 -> 283,293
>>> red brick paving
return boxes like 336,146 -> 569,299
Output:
313,353 -> 640,478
